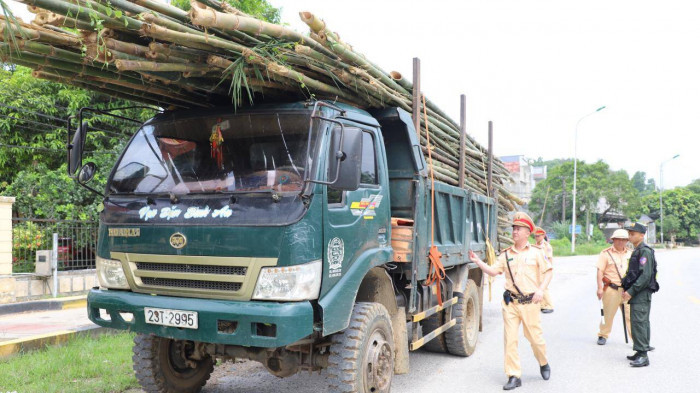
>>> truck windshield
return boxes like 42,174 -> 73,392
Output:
109,112 -> 317,195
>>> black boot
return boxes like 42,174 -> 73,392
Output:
597,337 -> 606,345
630,354 -> 649,367
626,352 -> 641,361
540,363 -> 551,380
503,376 -> 522,390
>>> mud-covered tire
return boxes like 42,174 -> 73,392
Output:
445,279 -> 480,356
327,302 -> 395,393
419,311 -> 448,353
132,334 -> 214,393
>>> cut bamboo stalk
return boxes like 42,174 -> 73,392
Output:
35,70 -> 183,108
140,23 -> 244,54
190,2 -> 336,60
0,17 -> 81,47
115,59 -> 212,73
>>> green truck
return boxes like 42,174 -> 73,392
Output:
70,100 -> 497,393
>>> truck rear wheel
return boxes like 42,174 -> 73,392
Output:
132,334 -> 214,393
444,279 -> 480,356
327,302 -> 395,393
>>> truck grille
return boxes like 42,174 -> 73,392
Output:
111,252 -> 277,301
141,277 -> 242,291
136,262 -> 247,276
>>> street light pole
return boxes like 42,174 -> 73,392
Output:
571,106 -> 606,253
659,154 -> 680,244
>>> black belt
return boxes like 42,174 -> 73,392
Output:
509,291 -> 534,304
609,283 -> 620,290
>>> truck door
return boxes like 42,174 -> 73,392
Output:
320,127 -> 390,296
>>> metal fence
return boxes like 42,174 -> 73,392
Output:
12,218 -> 98,273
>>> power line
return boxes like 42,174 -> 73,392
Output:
0,143 -> 63,153
0,143 -> 117,155
3,114 -> 134,139
0,101 -> 67,123
0,101 -> 143,136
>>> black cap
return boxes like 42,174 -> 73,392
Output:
625,222 -> 647,234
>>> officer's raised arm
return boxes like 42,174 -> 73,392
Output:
469,249 -> 502,277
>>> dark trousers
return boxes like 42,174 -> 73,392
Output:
631,301 -> 651,353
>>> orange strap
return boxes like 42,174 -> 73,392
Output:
421,94 -> 445,306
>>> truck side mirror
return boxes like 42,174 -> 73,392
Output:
68,122 -> 89,176
327,126 -> 362,191
78,162 -> 98,184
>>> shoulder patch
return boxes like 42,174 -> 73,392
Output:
640,257 -> 647,266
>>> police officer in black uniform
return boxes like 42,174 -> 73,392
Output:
621,222 -> 659,367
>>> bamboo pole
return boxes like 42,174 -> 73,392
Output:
115,59 -> 211,73
190,2 -> 336,60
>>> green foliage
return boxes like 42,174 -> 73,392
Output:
11,221 -> 47,272
0,66 -> 155,220
637,186 -> 700,242
549,237 -> 609,257
529,159 -> 640,226
3,160 -> 119,220
549,220 -> 570,240
0,332 -> 139,393
631,171 -> 657,196
688,178 -> 700,194
590,226 -> 607,243
171,0 -> 281,23
662,215 -> 681,240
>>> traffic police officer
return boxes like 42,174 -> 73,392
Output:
621,222 -> 659,367
596,229 -> 632,345
469,212 -> 552,390
533,227 -> 554,313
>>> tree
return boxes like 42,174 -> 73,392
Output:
662,215 -> 681,243
688,178 -> 700,195
637,187 -> 700,242
529,159 -> 641,227
631,171 -> 656,195
0,66 -> 155,219
659,188 -> 700,241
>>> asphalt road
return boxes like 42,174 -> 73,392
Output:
187,247 -> 699,392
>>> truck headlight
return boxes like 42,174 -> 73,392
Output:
96,256 -> 130,289
252,260 -> 322,301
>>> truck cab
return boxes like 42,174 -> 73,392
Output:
74,100 -> 496,393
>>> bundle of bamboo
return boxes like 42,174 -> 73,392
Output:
0,0 -> 520,245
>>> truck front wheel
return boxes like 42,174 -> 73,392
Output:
328,302 -> 395,393
444,279 -> 480,356
132,334 -> 214,393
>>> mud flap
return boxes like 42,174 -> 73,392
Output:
392,306 -> 409,374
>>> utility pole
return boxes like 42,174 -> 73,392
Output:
560,177 -> 566,223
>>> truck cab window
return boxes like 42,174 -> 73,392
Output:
109,113 -> 318,195
328,130 -> 377,204
360,131 -> 377,185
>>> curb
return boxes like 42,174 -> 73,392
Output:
0,325 -> 116,360
0,295 -> 87,316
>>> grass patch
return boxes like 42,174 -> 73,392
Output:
550,238 -> 610,257
0,332 -> 138,393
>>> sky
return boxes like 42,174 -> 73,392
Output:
7,0 -> 699,188
269,0 -> 699,189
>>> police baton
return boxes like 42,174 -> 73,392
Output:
600,300 -> 605,325
620,304 -> 629,344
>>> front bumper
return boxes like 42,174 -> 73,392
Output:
88,289 -> 314,348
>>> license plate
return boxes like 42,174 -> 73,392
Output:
144,307 -> 198,329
